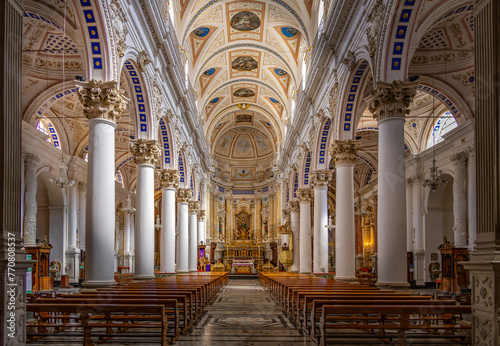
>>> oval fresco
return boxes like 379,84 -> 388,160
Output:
232,56 -> 258,71
234,88 -> 255,98
210,97 -> 219,103
282,27 -> 299,38
203,68 -> 216,76
192,27 -> 210,37
274,68 -> 288,76
270,98 -> 279,103
230,11 -> 261,31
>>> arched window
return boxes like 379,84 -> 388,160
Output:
427,111 -> 458,149
36,117 -> 61,149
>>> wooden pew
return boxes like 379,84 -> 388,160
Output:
318,304 -> 471,346
27,303 -> 168,345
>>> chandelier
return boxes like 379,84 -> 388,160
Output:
121,195 -> 136,214
355,194 -> 368,217
422,158 -> 446,191
50,157 -> 75,189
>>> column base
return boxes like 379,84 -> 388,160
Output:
299,271 -> 311,275
82,280 -> 117,288
133,274 -> 156,280
177,270 -> 190,274
334,276 -> 358,283
376,281 -> 410,289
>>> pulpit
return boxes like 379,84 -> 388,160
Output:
24,241 -> 53,291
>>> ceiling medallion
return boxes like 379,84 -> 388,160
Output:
238,103 -> 250,110
234,88 -> 255,97
230,11 -> 261,31
232,56 -> 258,71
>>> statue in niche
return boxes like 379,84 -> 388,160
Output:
236,213 -> 251,240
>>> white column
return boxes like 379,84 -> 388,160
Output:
130,139 -> 160,280
297,189 -> 313,273
451,151 -> 468,248
158,169 -> 180,273
122,194 -> 135,271
189,201 -> 200,272
176,189 -> 192,273
370,81 -> 416,288
406,178 -> 414,252
330,141 -> 358,281
467,146 -> 477,250
66,183 -> 80,283
77,80 -> 125,288
289,201 -> 300,272
130,213 -> 135,273
198,210 -> 206,245
312,170 -> 332,273
78,182 -> 86,250
412,176 -> 425,286
23,153 -> 39,246
83,117 -> 117,287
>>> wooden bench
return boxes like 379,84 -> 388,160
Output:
27,303 -> 168,345
318,304 -> 471,346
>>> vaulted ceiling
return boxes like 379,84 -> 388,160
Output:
173,0 -> 319,169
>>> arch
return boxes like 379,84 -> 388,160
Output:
178,150 -> 187,187
300,151 -> 312,188
293,172 -> 299,199
337,60 -> 371,140
35,116 -> 62,150
158,118 -> 174,169
315,118 -> 332,170
121,59 -> 153,138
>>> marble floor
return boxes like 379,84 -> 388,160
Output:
176,278 -> 314,346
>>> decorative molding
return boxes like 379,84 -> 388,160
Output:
176,188 -> 192,203
366,0 -> 385,58
288,200 -> 300,213
311,170 -> 333,189
297,188 -> 313,202
189,201 -> 201,214
368,80 -> 417,120
76,80 -> 127,122
130,139 -> 161,166
137,50 -> 152,72
157,169 -> 180,189
329,140 -> 359,165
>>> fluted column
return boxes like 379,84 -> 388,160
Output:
131,139 -> 160,280
451,151 -> 468,248
311,170 -> 333,273
158,169 -> 179,273
176,189 -> 192,273
23,153 -> 39,246
466,146 -> 477,250
78,182 -> 87,250
330,140 -> 358,280
369,80 -> 417,288
189,201 -> 200,272
76,79 -> 126,287
289,201 -> 300,272
297,189 -> 313,273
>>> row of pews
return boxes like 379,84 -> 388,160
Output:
26,272 -> 229,345
259,272 -> 471,345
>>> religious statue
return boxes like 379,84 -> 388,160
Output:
236,213 -> 251,240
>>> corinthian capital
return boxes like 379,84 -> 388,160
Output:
176,188 -> 192,203
329,140 -> 359,165
157,169 -> 180,189
368,80 -> 417,121
76,79 -> 127,122
198,209 -> 206,220
311,170 -> 333,189
130,139 -> 161,165
288,200 -> 300,213
297,188 -> 313,202
189,201 -> 200,214
450,151 -> 468,164
24,153 -> 40,169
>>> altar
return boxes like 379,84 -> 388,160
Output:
232,258 -> 255,274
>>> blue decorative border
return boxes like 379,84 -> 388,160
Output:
24,11 -> 61,29
233,190 -> 255,195
77,0 -> 103,70
159,118 -> 172,165
123,60 -> 148,132
304,151 -> 311,185
218,186 -> 225,192
195,43 -> 297,86
390,0 -> 416,70
417,85 -> 460,116
262,186 -> 269,193
318,119 -> 331,165
37,88 -> 79,116
179,152 -> 185,184
343,60 -> 368,131
293,173 -> 298,198
182,0 -> 309,47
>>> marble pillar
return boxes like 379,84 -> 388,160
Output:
176,189 -> 192,273
23,153 -> 39,246
451,151 -> 468,248
369,80 -> 417,288
289,201 -> 300,272
466,146 -> 477,250
311,170 -> 333,273
78,182 -> 86,250
76,79 -> 126,287
131,139 -> 160,280
412,175 -> 425,286
188,201 -> 200,272
330,140 -> 358,281
406,178 -> 414,252
297,188 -> 313,273
66,183 -> 80,283
158,169 -> 179,273
198,210 -> 206,245
122,195 -> 136,270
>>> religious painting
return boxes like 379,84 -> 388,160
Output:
274,68 -> 288,76
281,27 -> 298,37
236,114 -> 252,123
235,211 -> 252,240
232,56 -> 258,71
230,11 -> 261,31
234,88 -> 255,97
232,167 -> 256,180
203,68 -> 216,76
193,27 -> 210,37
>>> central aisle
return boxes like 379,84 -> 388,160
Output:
176,278 -> 313,345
